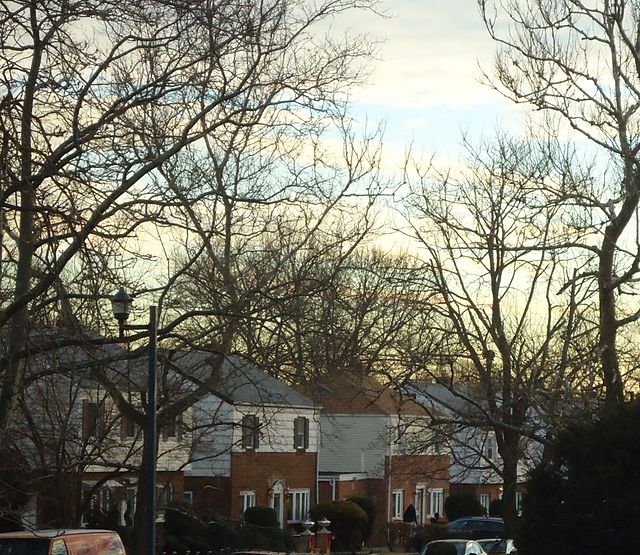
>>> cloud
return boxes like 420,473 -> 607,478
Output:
343,0 -> 506,110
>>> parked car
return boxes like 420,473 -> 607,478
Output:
477,538 -> 517,555
447,517 -> 505,540
419,539 -> 488,555
0,529 -> 126,555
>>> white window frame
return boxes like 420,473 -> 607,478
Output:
391,490 -> 404,520
240,490 -> 256,515
428,488 -> 444,518
294,416 -> 309,450
415,486 -> 426,525
287,489 -> 310,523
183,490 -> 194,505
479,493 -> 491,515
485,433 -> 497,461
515,491 -> 524,516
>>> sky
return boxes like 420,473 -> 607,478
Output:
342,0 -> 524,167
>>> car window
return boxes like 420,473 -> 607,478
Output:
479,539 -> 506,553
486,522 -> 504,532
449,520 -> 466,531
424,542 -> 464,555
0,539 -> 50,555
51,540 -> 69,555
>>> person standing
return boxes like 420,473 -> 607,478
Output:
403,504 -> 418,525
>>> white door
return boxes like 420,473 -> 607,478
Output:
415,487 -> 426,525
271,482 -> 285,527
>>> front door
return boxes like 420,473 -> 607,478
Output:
271,482 -> 285,528
415,487 -> 425,525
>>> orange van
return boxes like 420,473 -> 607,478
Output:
0,529 -> 126,555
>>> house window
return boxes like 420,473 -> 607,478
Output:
516,491 -> 524,516
391,490 -> 404,520
428,488 -> 444,518
164,413 -> 183,441
240,491 -> 256,516
183,491 -> 194,506
484,433 -> 497,461
294,416 -> 309,450
432,427 -> 445,455
287,489 -> 310,522
241,415 -> 260,449
480,493 -> 491,515
156,484 -> 173,509
120,414 -> 137,439
82,401 -> 104,439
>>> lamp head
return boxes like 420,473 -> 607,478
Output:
111,288 -> 133,323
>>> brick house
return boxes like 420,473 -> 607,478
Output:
178,352 -> 319,527
6,341 -> 318,531
404,380 -> 538,516
302,371 -> 450,544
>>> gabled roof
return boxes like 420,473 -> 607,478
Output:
165,351 -> 315,408
301,371 -> 427,416
406,381 -> 480,415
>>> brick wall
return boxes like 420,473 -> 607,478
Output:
183,475 -> 232,518
230,450 -> 317,520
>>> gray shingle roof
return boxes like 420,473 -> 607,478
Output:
164,351 -> 315,408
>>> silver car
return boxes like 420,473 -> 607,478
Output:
420,539 -> 488,555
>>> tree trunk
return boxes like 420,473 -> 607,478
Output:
599,231 -> 625,408
500,432 -> 519,538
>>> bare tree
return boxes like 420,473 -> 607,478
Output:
0,0 -> 383,548
403,134 -> 593,534
479,0 -> 640,407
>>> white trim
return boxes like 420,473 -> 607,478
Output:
415,485 -> 426,525
391,490 -> 404,520
427,488 -> 444,518
240,490 -> 256,515
287,488 -> 310,523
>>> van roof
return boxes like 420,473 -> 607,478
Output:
0,530 -> 116,539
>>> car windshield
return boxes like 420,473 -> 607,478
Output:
0,538 -> 49,555
479,539 -> 507,553
424,541 -> 466,555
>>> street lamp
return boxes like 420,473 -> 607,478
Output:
110,288 -> 158,555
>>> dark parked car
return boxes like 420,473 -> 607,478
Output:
419,539 -> 488,555
447,517 -> 505,540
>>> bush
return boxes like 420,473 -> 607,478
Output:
235,526 -> 270,550
519,400 -> 640,555
256,526 -> 296,552
488,498 -> 503,518
204,520 -> 237,550
405,523 -> 448,552
164,503 -> 205,539
244,506 -> 278,527
310,500 -> 367,551
346,496 -> 377,544
444,492 -> 485,521
162,534 -> 189,555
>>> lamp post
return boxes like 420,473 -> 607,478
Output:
111,288 -> 157,555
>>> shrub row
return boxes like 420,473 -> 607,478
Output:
162,504 -> 295,555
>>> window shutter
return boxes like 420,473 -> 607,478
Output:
241,416 -> 248,448
97,403 -> 106,437
120,414 -> 127,441
304,417 -> 309,449
82,399 -> 90,440
253,416 -> 260,448
293,417 -> 300,449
